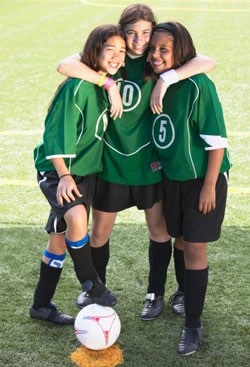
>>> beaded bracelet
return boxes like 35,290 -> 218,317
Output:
97,73 -> 106,87
59,173 -> 72,180
103,77 -> 114,91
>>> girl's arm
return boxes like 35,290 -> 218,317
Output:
151,55 -> 217,114
199,148 -> 224,215
170,54 -> 217,80
51,157 -> 82,206
57,53 -> 101,83
57,54 -> 123,119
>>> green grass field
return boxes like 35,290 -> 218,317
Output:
0,1 -> 249,366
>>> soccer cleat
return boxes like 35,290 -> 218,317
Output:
29,305 -> 75,325
177,327 -> 202,356
140,293 -> 164,321
76,291 -> 94,308
76,289 -> 117,309
169,289 -> 185,316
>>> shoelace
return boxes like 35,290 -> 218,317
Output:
169,291 -> 183,305
144,299 -> 155,308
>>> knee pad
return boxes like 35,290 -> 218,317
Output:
65,233 -> 89,249
43,249 -> 66,268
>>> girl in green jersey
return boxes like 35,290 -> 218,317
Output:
57,4 -> 216,321
30,25 -> 126,325
148,21 -> 231,355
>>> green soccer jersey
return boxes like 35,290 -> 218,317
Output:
98,54 -> 163,185
34,78 -> 109,176
152,74 -> 231,181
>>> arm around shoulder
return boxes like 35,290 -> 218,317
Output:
151,55 -> 217,114
56,53 -> 101,83
174,54 -> 217,81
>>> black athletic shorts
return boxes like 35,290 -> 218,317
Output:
37,171 -> 95,233
162,172 -> 228,242
92,177 -> 163,212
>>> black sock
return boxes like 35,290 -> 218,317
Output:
174,247 -> 185,292
67,241 -> 105,296
32,261 -> 62,310
91,241 -> 110,284
67,240 -> 98,283
184,268 -> 208,328
147,238 -> 172,296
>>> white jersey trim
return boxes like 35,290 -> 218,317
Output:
200,134 -> 228,150
46,154 -> 76,159
187,78 -> 200,178
103,139 -> 150,156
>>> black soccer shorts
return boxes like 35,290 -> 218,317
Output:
92,177 -> 163,212
37,171 -> 95,233
162,173 -> 228,243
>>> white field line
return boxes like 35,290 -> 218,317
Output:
0,179 -> 249,194
228,187 -> 250,194
80,0 -> 250,12
0,130 -> 249,192
0,130 -> 250,137
0,130 -> 42,136
0,179 -> 37,187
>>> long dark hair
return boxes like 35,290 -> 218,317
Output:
48,24 -> 124,111
81,24 -> 125,71
152,22 -> 196,68
118,4 -> 157,80
118,3 -> 157,29
145,21 -> 197,79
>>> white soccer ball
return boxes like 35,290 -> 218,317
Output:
74,304 -> 121,350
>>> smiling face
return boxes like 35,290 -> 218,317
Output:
99,35 -> 126,75
147,31 -> 174,74
124,20 -> 152,57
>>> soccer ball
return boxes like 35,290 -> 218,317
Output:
74,304 -> 121,350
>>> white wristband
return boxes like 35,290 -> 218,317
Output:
160,69 -> 179,86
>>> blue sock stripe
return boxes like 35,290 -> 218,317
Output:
43,250 -> 66,261
65,233 -> 89,249
43,250 -> 66,269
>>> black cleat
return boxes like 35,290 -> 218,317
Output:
169,290 -> 185,316
140,293 -> 164,321
29,305 -> 75,326
76,289 -> 117,309
177,327 -> 202,356
76,291 -> 94,308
